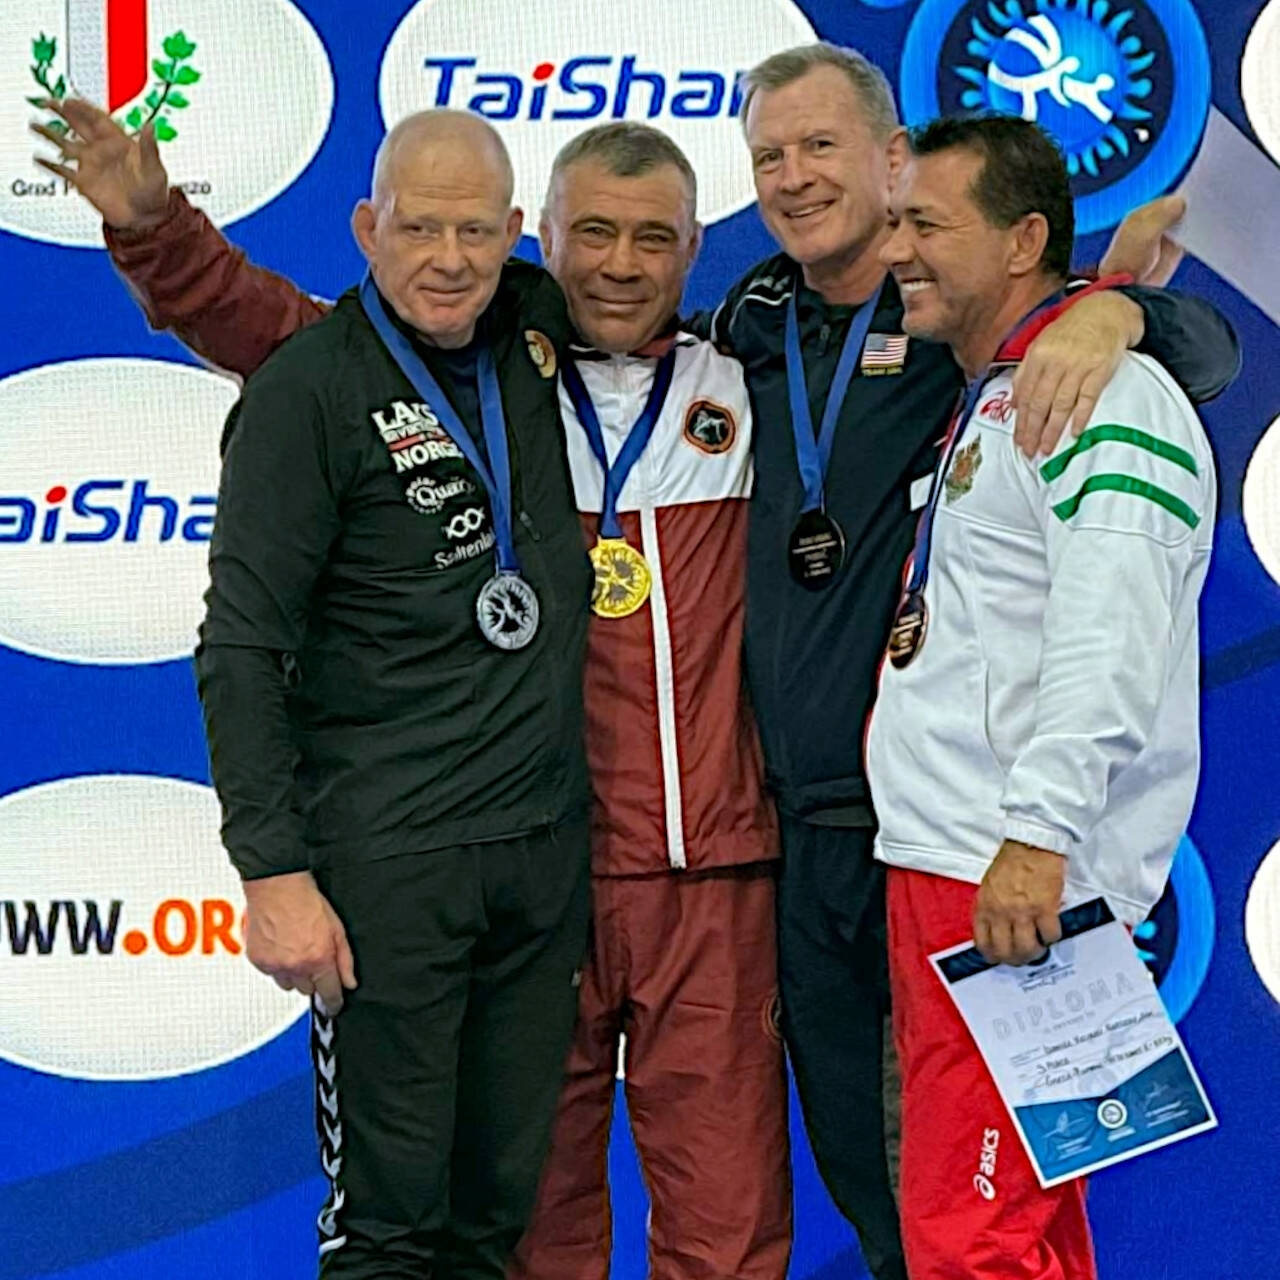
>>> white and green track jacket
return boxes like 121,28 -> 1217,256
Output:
866,350 -> 1216,926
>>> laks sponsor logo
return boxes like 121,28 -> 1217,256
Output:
0,775 -> 304,1080
379,0 -> 817,227
0,357 -> 235,665
3,0 -> 333,247
372,400 -> 465,475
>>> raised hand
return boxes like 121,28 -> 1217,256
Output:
1100,194 -> 1188,289
30,97 -> 169,230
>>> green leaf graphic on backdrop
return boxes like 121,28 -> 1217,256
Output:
23,28 -> 200,145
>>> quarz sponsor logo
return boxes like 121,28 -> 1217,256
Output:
0,775 -> 304,1080
899,0 -> 1210,234
378,0 -> 817,226
0,357 -> 234,665
2,0 -> 333,246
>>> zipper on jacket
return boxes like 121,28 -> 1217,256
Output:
635,377 -> 688,870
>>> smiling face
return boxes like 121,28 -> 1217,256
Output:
745,64 -> 895,285
353,120 -> 523,348
879,146 -> 1052,373
540,157 -> 701,353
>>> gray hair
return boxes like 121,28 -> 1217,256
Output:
740,43 -> 899,140
545,122 -> 697,219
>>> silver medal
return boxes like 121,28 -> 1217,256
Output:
476,573 -> 540,650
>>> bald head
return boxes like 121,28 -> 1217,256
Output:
371,110 -> 515,213
353,109 -> 524,349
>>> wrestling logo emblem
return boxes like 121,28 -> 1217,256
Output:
899,0 -> 1210,233
683,399 -> 735,454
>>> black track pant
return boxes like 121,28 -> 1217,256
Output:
309,818 -> 591,1279
776,816 -> 907,1280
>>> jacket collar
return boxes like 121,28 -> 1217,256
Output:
568,315 -> 689,362
994,273 -> 1134,364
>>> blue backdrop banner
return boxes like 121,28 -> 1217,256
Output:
1,1 -> 1277,1276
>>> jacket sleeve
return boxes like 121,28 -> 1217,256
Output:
104,188 -> 331,379
999,357 -> 1214,857
195,354 -> 345,879
1118,284 -> 1241,404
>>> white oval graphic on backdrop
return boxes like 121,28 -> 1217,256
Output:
379,0 -> 817,227
1243,413 -> 1280,588
1246,838 -> 1280,1007
1243,1 -> 1280,168
0,357 -> 235,665
1,0 -> 333,247
0,775 -> 305,1081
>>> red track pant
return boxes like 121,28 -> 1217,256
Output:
887,867 -> 1098,1280
509,863 -> 792,1280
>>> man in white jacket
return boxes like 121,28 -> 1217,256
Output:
865,116 -> 1216,1280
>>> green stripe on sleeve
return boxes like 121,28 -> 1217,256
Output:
1040,424 -> 1199,483
1051,473 -> 1201,529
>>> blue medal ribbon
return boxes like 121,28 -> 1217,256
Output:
784,280 -> 883,513
902,376 -> 989,599
560,347 -> 677,538
359,272 -> 522,575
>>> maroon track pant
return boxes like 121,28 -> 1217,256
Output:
509,863 -> 792,1280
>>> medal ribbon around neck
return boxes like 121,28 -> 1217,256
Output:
560,348 -> 677,618
891,290 -> 1068,668
784,279 -> 883,514
359,273 -> 539,650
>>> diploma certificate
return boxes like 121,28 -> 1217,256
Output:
930,898 -> 1217,1188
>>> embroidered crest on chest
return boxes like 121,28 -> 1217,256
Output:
945,437 -> 983,503
683,399 -> 736,454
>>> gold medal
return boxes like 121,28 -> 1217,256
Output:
589,537 -> 652,618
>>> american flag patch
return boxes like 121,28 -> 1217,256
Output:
861,333 -> 909,371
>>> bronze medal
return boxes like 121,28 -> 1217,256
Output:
888,589 -> 928,668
